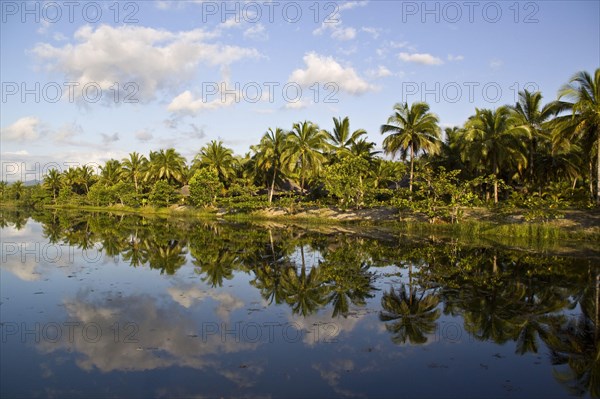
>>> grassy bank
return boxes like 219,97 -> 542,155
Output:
27,203 -> 599,242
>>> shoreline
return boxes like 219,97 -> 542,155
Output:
3,203 -> 596,241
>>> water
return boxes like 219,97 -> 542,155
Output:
1,209 -> 598,398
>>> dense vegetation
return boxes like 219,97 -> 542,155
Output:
2,69 -> 599,223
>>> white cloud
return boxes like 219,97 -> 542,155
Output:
54,122 -> 83,142
135,129 -> 154,142
398,52 -> 443,65
331,26 -> 356,41
167,89 -> 236,115
490,58 -> 503,70
243,24 -> 268,40
361,27 -> 380,39
100,132 -> 120,144
447,54 -> 464,62
289,52 -> 375,95
284,99 -> 311,110
338,1 -> 369,11
367,65 -> 393,78
32,25 -> 260,102
1,116 -> 43,141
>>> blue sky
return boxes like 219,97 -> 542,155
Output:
1,0 -> 599,181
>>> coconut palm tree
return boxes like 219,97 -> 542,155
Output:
253,128 -> 290,203
461,107 -> 529,203
379,284 -> 440,345
146,148 -> 187,185
10,180 -> 24,200
100,159 -> 123,186
122,152 -> 147,193
193,140 -> 236,185
0,181 -> 7,199
381,102 -> 441,192
76,165 -> 95,194
284,121 -> 330,193
43,169 -> 62,202
510,90 -> 557,188
553,69 -> 600,204
280,246 -> 329,316
350,139 -> 380,162
327,116 -> 367,155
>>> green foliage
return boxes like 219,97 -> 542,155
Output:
149,180 -> 181,207
189,168 -> 222,207
323,155 -> 372,208
225,179 -> 258,197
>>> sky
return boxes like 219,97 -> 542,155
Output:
1,0 -> 599,182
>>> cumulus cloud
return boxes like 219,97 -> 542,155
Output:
167,89 -> 237,115
398,52 -> 443,65
367,65 -> 393,78
37,292 -> 258,374
135,129 -> 154,142
447,54 -> 464,62
288,52 -> 375,95
284,99 -> 311,110
31,24 -> 260,102
338,1 -> 369,11
361,27 -> 380,39
1,116 -> 43,141
100,132 -> 120,144
243,24 -> 268,41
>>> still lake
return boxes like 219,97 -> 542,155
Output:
1,209 -> 598,398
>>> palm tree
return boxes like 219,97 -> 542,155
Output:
253,128 -> 289,203
350,139 -> 380,162
462,107 -> 529,203
43,169 -> 62,201
280,246 -> 329,316
379,284 -> 440,345
193,140 -> 236,185
284,121 -> 330,193
11,180 -> 24,200
122,152 -> 147,193
327,116 -> 366,154
510,90 -> 557,188
61,168 -> 79,194
100,159 -> 123,186
76,165 -> 95,194
0,181 -> 7,199
146,148 -> 186,185
381,102 -> 441,192
553,69 -> 600,204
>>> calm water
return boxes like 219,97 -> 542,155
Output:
1,209 -> 598,398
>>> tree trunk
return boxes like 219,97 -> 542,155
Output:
269,168 -> 277,204
494,164 -> 499,204
134,175 -> 138,194
596,133 -> 600,205
409,142 -> 414,193
590,160 -> 594,201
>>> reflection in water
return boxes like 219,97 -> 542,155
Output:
1,208 -> 599,398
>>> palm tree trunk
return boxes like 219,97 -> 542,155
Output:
494,164 -> 499,204
134,175 -> 139,193
409,142 -> 414,192
596,133 -> 600,205
590,161 -> 594,201
269,168 -> 277,204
